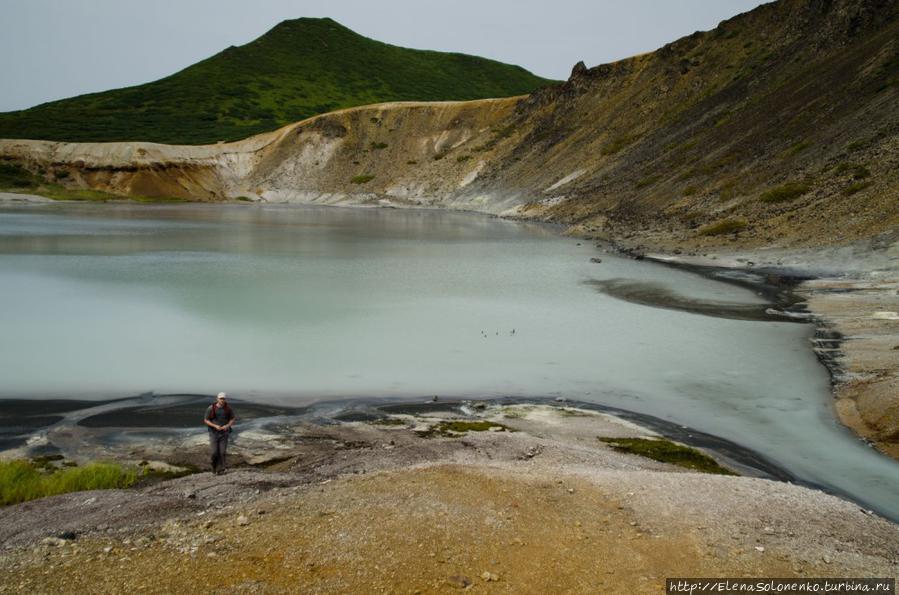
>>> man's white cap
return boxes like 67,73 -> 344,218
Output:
217,392 -> 227,399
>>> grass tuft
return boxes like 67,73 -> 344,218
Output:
759,182 -> 810,203
0,460 -> 138,506
842,181 -> 873,196
350,174 -> 374,184
698,218 -> 748,236
834,162 -> 870,179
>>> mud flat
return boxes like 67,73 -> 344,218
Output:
1,400 -> 897,594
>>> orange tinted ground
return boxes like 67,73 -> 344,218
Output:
5,466 -> 843,594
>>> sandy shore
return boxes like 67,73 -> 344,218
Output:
1,402 -> 897,593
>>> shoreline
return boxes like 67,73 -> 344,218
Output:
3,392 -> 897,523
3,399 -> 898,592
0,394 -> 793,481
604,239 -> 899,462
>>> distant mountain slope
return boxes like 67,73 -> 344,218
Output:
2,0 -> 897,250
0,18 -> 554,145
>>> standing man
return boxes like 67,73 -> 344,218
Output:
204,392 -> 236,475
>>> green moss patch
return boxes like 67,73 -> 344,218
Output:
369,417 -> 407,426
557,408 -> 593,417
418,420 -> 515,438
599,437 -> 736,475
350,174 -> 374,184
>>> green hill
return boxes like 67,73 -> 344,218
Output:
0,18 -> 554,145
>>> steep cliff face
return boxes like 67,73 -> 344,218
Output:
0,98 -> 524,210
2,0 -> 898,249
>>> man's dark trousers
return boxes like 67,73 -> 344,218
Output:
210,431 -> 229,473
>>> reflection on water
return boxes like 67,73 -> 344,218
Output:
0,203 -> 898,521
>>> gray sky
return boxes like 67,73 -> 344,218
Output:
0,0 -> 766,112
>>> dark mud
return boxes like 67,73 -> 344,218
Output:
585,278 -> 804,322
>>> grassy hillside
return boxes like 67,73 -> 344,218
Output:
0,18 -> 553,145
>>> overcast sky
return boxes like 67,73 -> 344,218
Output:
0,0 -> 766,112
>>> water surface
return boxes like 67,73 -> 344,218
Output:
0,203 -> 897,519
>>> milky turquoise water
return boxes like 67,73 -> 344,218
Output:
0,203 -> 897,519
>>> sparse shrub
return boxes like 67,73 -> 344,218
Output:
843,181 -> 873,196
433,152 -> 446,161
406,160 -> 418,165
699,218 -> 748,236
759,182 -> 810,203
834,162 -> 870,179
350,174 -> 374,184
0,162 -> 37,189
456,155 -> 471,163
369,117 -> 380,124
601,133 -> 637,156
846,140 -> 865,153
783,140 -> 810,157
717,180 -> 740,200
635,175 -> 660,189
491,124 -> 515,140
370,142 -> 388,150
683,185 -> 699,196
